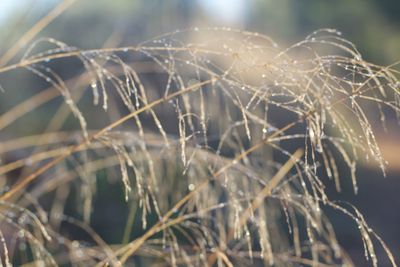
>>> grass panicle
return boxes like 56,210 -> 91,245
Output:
0,27 -> 399,266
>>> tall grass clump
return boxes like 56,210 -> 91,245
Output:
0,25 -> 399,266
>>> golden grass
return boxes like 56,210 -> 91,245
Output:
0,19 -> 399,267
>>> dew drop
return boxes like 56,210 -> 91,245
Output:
188,183 -> 195,191
71,240 -> 80,248
17,230 -> 24,238
91,81 -> 97,89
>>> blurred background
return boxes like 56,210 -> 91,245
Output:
0,0 -> 399,265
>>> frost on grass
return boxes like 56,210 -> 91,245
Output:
0,28 -> 399,266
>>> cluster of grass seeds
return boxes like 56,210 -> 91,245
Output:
0,26 -> 399,266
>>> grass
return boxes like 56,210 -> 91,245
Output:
0,5 -> 399,266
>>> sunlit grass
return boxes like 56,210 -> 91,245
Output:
0,22 -> 399,266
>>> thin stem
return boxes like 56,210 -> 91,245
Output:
113,120 -> 300,265
0,79 -> 215,201
0,0 -> 77,66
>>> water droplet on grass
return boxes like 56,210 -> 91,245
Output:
17,230 -> 24,238
91,81 -> 97,89
188,183 -> 195,191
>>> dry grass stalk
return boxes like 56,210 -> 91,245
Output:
0,26 -> 399,266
